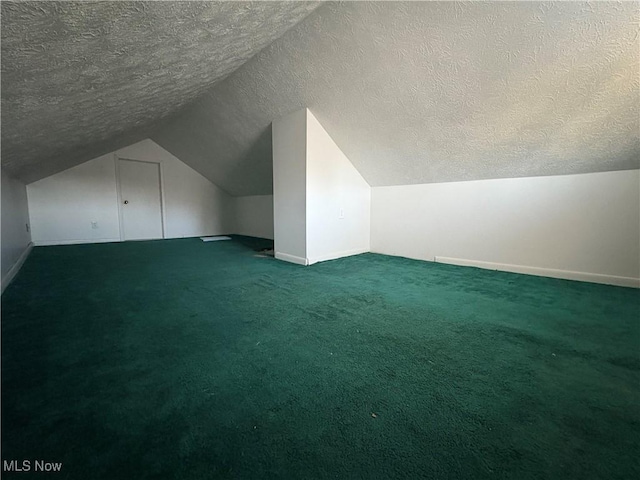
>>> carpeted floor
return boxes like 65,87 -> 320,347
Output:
2,237 -> 639,479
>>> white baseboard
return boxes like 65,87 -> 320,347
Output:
435,256 -> 640,288
34,238 -> 121,246
1,242 -> 34,294
275,248 -> 369,266
307,247 -> 369,265
36,235 -> 237,245
232,231 -> 275,240
275,252 -> 309,266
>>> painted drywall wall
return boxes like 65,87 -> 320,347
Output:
1,169 -> 32,292
28,153 -> 122,245
371,170 -> 640,287
306,110 -> 370,264
272,109 -> 307,264
272,108 -> 371,265
233,195 -> 274,240
27,139 -> 232,245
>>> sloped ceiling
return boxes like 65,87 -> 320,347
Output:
1,0 -> 321,183
153,1 -> 639,196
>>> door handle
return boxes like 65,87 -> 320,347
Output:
124,200 -> 129,204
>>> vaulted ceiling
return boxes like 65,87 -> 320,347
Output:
1,0 -> 320,183
154,1 -> 639,195
2,1 -> 639,195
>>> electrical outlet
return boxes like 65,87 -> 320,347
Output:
91,221 -> 98,229
339,208 -> 345,219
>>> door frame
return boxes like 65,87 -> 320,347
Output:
114,155 -> 167,241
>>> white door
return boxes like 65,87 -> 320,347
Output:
118,159 -> 164,241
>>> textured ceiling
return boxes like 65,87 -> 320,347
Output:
154,1 -> 640,195
1,0 -> 321,183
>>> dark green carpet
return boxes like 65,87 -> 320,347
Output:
2,237 -> 639,479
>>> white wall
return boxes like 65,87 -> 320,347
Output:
272,108 -> 372,265
118,141 -> 233,239
272,109 -> 308,264
306,110 -> 370,263
371,170 -> 640,287
28,153 -> 121,245
1,169 -> 32,292
233,195 -> 274,240
28,139 -> 233,245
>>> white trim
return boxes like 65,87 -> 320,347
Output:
275,252 -> 309,266
34,238 -> 121,247
114,155 -> 125,241
1,242 -> 33,294
434,256 -> 640,288
157,161 -> 168,239
307,248 -> 369,265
